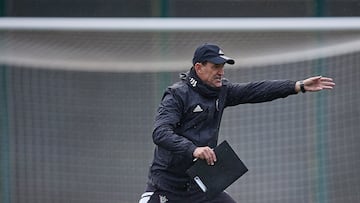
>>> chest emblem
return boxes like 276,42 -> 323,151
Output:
159,195 -> 168,203
193,105 -> 203,113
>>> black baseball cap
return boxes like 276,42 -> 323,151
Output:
192,43 -> 235,65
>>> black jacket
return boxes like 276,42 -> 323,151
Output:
148,69 -> 297,191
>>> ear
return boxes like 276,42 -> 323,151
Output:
194,63 -> 202,74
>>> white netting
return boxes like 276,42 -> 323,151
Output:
0,18 -> 360,71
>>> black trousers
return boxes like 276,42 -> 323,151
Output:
139,183 -> 237,203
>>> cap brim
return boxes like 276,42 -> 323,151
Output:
208,56 -> 235,65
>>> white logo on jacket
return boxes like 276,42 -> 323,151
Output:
159,195 -> 168,203
193,105 -> 203,113
189,77 -> 197,87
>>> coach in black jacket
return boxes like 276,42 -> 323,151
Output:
139,43 -> 335,203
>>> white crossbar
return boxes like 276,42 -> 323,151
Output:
0,17 -> 360,32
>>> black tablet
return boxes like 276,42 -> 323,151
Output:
186,140 -> 248,199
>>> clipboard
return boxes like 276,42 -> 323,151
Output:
186,140 -> 248,199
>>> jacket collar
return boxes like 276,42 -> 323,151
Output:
181,67 -> 220,98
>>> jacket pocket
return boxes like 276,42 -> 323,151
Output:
182,107 -> 209,131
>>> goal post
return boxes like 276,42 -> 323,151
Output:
0,17 -> 360,32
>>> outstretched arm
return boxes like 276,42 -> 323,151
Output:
295,76 -> 335,93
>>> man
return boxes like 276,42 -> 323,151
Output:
139,43 -> 335,203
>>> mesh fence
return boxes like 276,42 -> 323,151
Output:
1,25 -> 360,203
0,29 -> 360,71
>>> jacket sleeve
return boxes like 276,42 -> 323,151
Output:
152,89 -> 197,159
225,80 -> 298,107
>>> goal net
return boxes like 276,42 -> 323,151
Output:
1,17 -> 359,203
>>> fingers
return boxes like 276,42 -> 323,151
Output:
320,77 -> 336,89
320,77 -> 333,82
193,147 -> 217,165
307,76 -> 333,83
208,148 -> 217,165
204,148 -> 216,165
321,83 -> 335,89
304,76 -> 335,91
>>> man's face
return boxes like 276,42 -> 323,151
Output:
195,62 -> 225,88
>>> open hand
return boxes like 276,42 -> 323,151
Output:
298,76 -> 335,92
